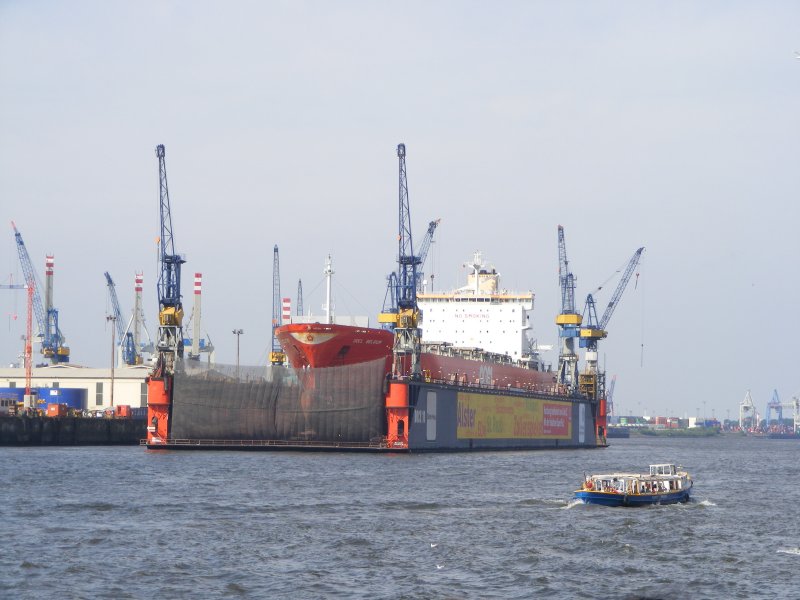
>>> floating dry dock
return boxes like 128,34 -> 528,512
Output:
144,361 -> 604,452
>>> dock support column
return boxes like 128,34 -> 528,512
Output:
385,381 -> 409,449
597,397 -> 607,445
146,376 -> 171,445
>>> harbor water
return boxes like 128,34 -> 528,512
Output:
1,435 -> 798,598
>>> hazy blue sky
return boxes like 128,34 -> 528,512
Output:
2,1 -> 798,420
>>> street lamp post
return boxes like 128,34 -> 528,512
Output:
107,315 -> 116,408
232,329 -> 243,380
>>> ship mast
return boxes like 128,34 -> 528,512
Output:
324,255 -> 334,324
468,251 -> 482,295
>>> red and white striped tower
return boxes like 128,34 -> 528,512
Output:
133,272 -> 144,351
192,273 -> 202,358
282,297 -> 291,325
44,255 -> 54,316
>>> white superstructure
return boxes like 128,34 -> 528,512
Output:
417,251 -> 535,360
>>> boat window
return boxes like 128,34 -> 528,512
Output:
397,420 -> 405,437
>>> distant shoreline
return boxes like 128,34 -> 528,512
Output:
613,428 -> 798,439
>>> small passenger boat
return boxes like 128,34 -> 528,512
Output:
574,464 -> 692,507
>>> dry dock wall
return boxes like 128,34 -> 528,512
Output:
406,382 -> 597,451
0,417 -> 146,446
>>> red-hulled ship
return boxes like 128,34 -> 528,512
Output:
277,322 -> 394,371
275,252 -> 565,396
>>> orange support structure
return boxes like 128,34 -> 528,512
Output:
597,397 -> 608,443
385,381 -> 409,449
146,376 -> 171,444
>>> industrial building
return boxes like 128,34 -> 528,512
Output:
0,364 -> 150,412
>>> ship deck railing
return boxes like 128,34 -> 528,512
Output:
418,374 -> 575,399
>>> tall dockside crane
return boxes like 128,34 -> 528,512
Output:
147,144 -> 186,445
766,389 -> 783,426
578,246 -> 644,401
383,143 -> 421,379
555,226 -> 580,392
104,272 -> 138,365
382,218 -> 440,314
415,218 -> 441,293
11,222 -> 69,363
606,374 -> 617,416
270,245 -> 286,365
739,390 -> 758,430
155,144 -> 186,373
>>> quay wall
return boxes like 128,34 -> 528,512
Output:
0,417 -> 146,446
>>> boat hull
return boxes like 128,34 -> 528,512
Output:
276,323 -> 394,370
574,488 -> 692,506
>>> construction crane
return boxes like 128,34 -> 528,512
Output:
766,389 -> 783,426
578,246 -> 644,401
11,221 -> 69,363
104,272 -> 138,366
415,218 -> 441,293
270,245 -> 286,365
296,279 -> 304,317
380,215 -> 437,324
555,225 -> 581,392
146,144 -> 188,446
378,143 -> 421,379
739,390 -> 759,430
154,144 -> 186,374
606,374 -> 617,416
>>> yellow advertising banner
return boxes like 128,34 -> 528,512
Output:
456,392 -> 572,439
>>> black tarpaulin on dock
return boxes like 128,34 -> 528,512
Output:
170,358 -> 387,443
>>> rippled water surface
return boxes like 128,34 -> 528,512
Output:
2,435 -> 799,598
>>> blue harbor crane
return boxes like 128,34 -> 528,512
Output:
766,389 -> 783,426
270,245 -> 286,365
555,225 -> 581,392
10,221 -> 69,363
104,272 -> 138,366
379,143 -> 422,379
380,216 -> 438,318
155,144 -> 186,374
146,144 -> 189,446
578,246 -> 644,400
415,218 -> 441,293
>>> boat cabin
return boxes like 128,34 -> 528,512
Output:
650,464 -> 677,476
